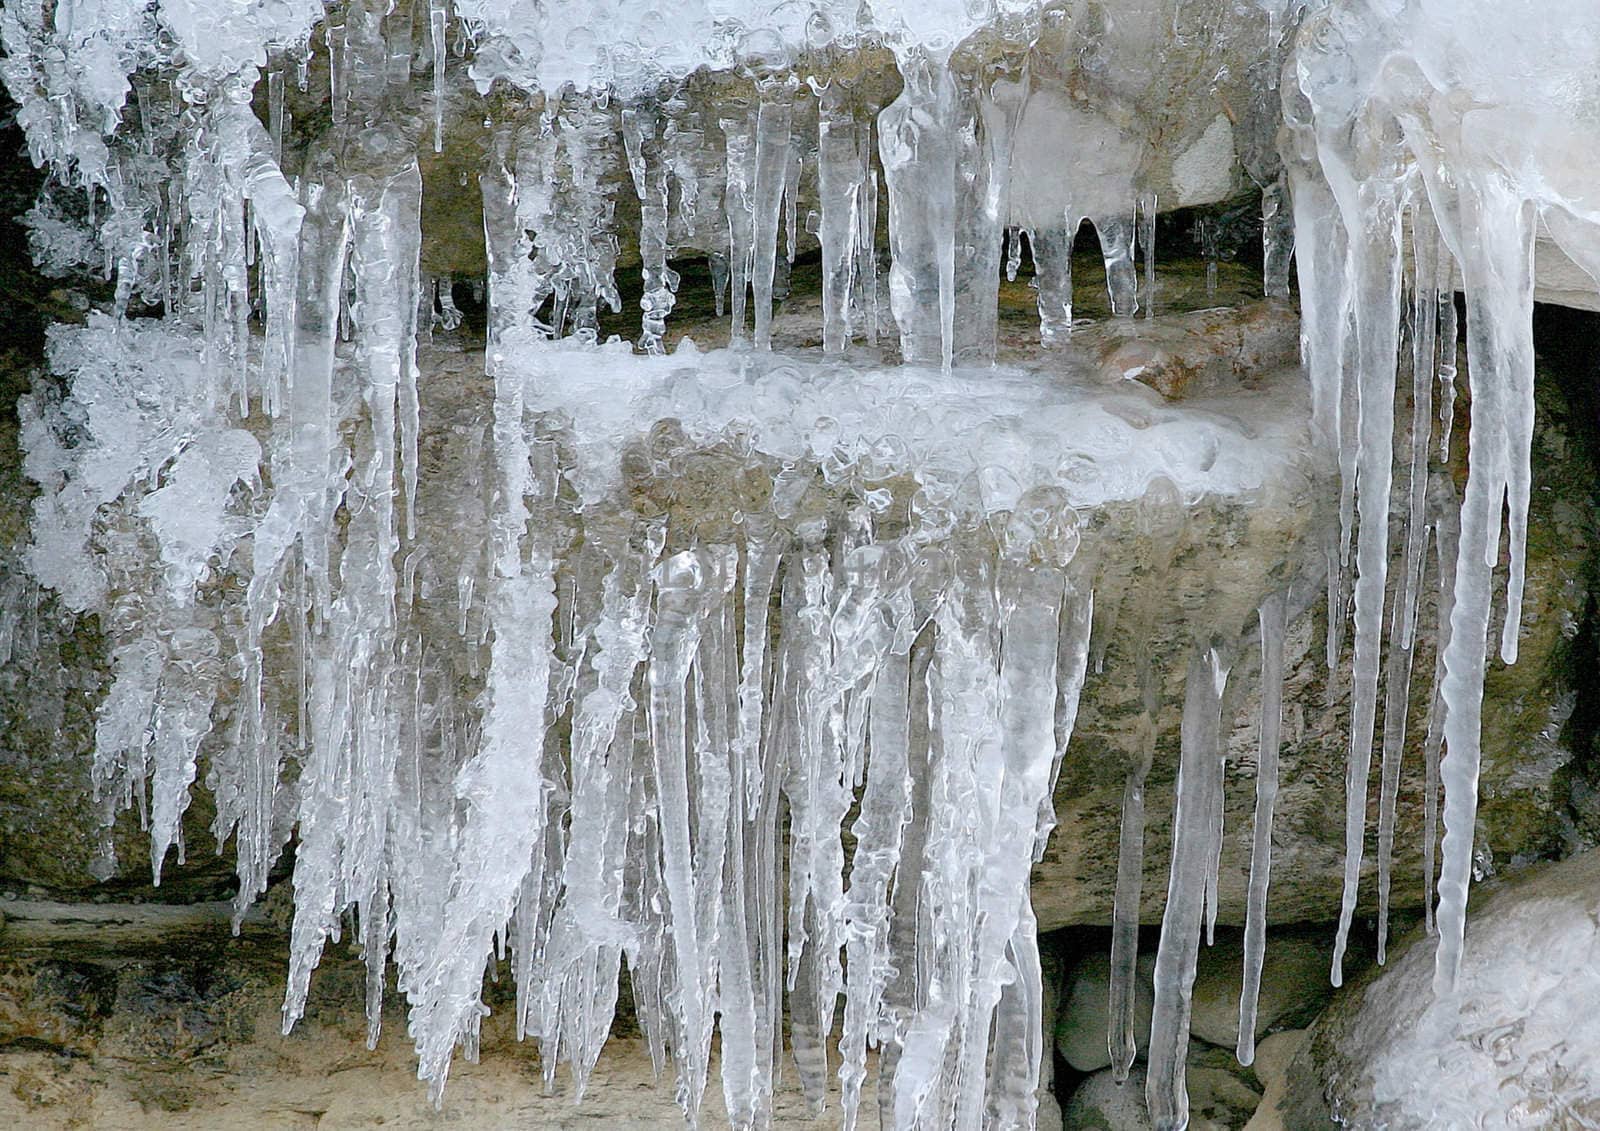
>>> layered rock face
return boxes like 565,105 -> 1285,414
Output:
1,1 -> 1599,1129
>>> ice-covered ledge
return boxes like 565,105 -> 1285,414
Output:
405,301 -> 1330,925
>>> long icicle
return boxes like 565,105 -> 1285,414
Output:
1434,181 -> 1537,995
1330,172 -> 1404,988
1147,644 -> 1232,1131
1237,591 -> 1286,1066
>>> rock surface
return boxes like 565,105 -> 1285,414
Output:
0,900 -> 884,1130
1242,1029 -> 1307,1131
1062,1049 -> 1261,1131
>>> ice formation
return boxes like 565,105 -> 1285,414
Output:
1,0 -> 1594,1128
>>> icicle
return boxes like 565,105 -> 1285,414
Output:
435,277 -> 463,331
1037,585 -> 1093,853
430,0 -> 448,154
1032,223 -> 1075,346
268,69 -> 285,165
721,107 -> 756,342
964,554 -> 1063,1129
782,525 -> 843,1113
640,548 -> 728,1118
718,572 -> 763,1131
838,624 -> 914,1130
1400,213 -> 1441,650
327,13 -> 349,127
1262,172 -> 1294,300
1421,474 -> 1459,938
1138,191 -> 1158,317
858,153 -> 881,348
1329,168 -> 1404,989
1238,593 -> 1286,1067
750,80 -> 795,349
1438,277 -> 1459,460
817,84 -> 864,353
1198,215 -> 1220,301
1371,209 -> 1442,965
1094,208 -> 1139,317
879,48 -> 959,370
709,252 -> 729,317
1434,182 -> 1536,995
622,100 -> 680,354
1107,717 -> 1151,1084
879,50 -> 1016,368
1147,645 -> 1231,1131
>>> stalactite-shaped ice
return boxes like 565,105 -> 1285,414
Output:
1238,593 -> 1286,1067
1094,209 -> 1140,317
1032,224 -> 1076,346
1320,127 -> 1405,990
750,81 -> 795,349
623,99 -> 681,354
817,85 -> 867,353
1147,646 -> 1231,1131
879,51 -> 958,369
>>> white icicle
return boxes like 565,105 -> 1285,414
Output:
1433,179 -> 1536,996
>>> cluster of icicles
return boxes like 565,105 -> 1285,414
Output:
4,0 -> 1596,1128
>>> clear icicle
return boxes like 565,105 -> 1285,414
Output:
817,85 -> 864,353
623,101 -> 680,354
1138,191 -> 1158,316
1094,208 -> 1139,317
750,81 -> 795,349
1147,645 -> 1231,1131
1108,718 -> 1151,1084
1262,172 -> 1294,300
1238,592 -> 1286,1067
430,0 -> 448,154
1032,223 -> 1075,346
721,107 -> 756,343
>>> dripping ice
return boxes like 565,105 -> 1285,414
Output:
3,0 -> 1596,1127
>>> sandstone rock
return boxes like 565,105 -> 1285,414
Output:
1283,848 -> 1600,1128
1241,1029 -> 1307,1131
0,908 -> 880,1129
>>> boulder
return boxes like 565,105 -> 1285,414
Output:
1283,848 -> 1600,1128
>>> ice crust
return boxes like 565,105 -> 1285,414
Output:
1,0 -> 1593,1127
